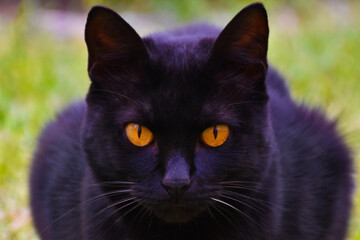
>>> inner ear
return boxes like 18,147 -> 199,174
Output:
211,2 -> 269,67
85,6 -> 148,72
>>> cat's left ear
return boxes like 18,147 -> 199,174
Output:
85,6 -> 148,73
210,3 -> 269,85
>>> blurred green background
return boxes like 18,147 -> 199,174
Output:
0,0 -> 359,239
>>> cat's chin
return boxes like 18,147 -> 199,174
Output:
152,204 -> 201,223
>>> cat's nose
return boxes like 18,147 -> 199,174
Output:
162,151 -> 191,201
162,178 -> 191,201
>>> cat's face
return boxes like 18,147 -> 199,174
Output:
82,3 -> 272,223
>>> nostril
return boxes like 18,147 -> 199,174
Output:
162,179 -> 190,190
162,178 -> 191,199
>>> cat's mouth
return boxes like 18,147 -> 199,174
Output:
152,204 -> 201,223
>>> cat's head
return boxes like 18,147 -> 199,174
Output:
82,3 -> 273,224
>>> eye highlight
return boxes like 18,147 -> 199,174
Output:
201,125 -> 229,147
125,123 -> 154,147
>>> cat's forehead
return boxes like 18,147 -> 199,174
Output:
122,32 -> 240,126
143,34 -> 214,71
131,79 -> 238,128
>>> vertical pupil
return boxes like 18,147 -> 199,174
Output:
137,125 -> 142,138
213,125 -> 218,139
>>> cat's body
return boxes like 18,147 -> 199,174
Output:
30,3 -> 353,240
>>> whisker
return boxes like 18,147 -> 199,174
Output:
220,194 -> 265,215
209,203 -> 240,232
219,193 -> 272,234
221,190 -> 272,206
101,202 -> 141,238
89,181 -> 135,186
85,197 -> 137,226
220,182 -> 277,194
205,205 -> 224,233
135,200 -> 154,225
54,181 -> 135,200
210,197 -> 261,229
147,210 -> 154,230
116,202 -> 142,223
40,189 -> 132,234
221,185 -> 264,193
129,203 -> 148,226
86,182 -> 135,189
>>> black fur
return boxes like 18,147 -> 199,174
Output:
30,3 -> 353,240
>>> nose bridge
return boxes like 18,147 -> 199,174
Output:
162,152 -> 191,200
163,152 -> 190,183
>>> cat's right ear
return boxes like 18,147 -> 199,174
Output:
209,3 -> 269,92
211,3 -> 268,67
85,6 -> 148,74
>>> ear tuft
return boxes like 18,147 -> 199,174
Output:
85,6 -> 148,72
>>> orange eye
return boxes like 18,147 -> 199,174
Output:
201,125 -> 229,147
125,123 -> 154,147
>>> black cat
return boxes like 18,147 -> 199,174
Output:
30,3 -> 353,240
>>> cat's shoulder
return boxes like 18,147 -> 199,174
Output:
266,67 -> 351,163
30,101 -> 86,239
266,66 -> 291,100
31,100 -> 86,188
34,101 -> 86,159
40,101 -> 85,140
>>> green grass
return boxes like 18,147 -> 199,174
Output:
0,1 -> 359,239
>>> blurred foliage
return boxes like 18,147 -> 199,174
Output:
0,0 -> 359,239
81,0 -> 359,21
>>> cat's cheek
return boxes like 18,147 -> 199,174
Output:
194,144 -> 227,178
124,146 -> 159,174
